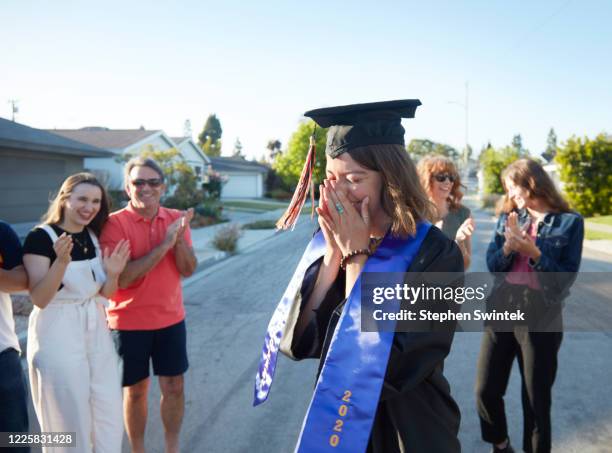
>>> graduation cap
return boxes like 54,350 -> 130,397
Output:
276,99 -> 422,230
304,99 -> 421,158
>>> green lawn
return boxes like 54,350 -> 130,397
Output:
586,215 -> 612,226
585,229 -> 612,241
222,200 -> 288,211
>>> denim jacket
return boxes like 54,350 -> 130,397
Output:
486,209 -> 584,306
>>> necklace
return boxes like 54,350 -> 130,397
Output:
71,233 -> 89,254
369,236 -> 384,253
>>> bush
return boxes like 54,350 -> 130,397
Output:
202,169 -> 227,200
212,224 -> 242,253
556,134 -> 611,217
242,219 -> 277,230
195,201 -> 223,218
266,188 -> 294,200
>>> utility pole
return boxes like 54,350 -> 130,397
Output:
447,81 -> 469,169
8,99 -> 19,122
183,119 -> 192,138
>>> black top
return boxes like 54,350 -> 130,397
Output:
0,221 -> 23,269
291,226 -> 463,453
23,225 -> 96,266
303,100 -> 421,158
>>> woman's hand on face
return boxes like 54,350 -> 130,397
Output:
54,233 -> 73,265
455,217 -> 475,242
315,182 -> 342,264
102,239 -> 131,277
323,180 -> 370,256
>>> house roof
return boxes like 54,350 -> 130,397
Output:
0,117 -> 113,157
170,136 -> 189,145
48,127 -> 160,150
210,156 -> 270,174
171,136 -> 210,164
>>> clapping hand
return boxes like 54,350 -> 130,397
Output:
102,239 -> 131,277
503,212 -> 540,260
163,208 -> 193,248
455,217 -> 475,242
54,233 -> 73,265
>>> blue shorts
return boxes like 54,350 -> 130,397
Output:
112,320 -> 189,387
0,348 -> 30,452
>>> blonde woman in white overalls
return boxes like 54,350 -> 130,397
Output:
23,173 -> 130,453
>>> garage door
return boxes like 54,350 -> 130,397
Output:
0,154 -> 69,223
222,174 -> 259,199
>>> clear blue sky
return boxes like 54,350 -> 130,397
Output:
1,0 -> 610,160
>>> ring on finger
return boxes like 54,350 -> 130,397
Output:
335,201 -> 345,214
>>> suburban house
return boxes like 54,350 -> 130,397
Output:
48,127 -> 209,190
0,117 -> 113,225
170,136 -> 212,180
209,157 -> 269,199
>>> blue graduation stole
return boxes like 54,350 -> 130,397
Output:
255,222 -> 431,453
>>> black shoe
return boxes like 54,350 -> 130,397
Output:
492,439 -> 515,453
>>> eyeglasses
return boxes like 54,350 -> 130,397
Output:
131,178 -> 163,188
433,173 -> 456,183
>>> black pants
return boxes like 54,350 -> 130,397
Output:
475,328 -> 563,453
0,348 -> 30,452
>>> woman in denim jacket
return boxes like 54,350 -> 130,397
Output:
476,159 -> 584,453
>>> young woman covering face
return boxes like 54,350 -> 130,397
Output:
255,101 -> 464,453
22,173 -> 130,453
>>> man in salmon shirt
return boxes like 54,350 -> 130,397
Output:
101,157 -> 197,453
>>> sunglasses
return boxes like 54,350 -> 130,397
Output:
433,173 -> 456,183
131,178 -> 163,188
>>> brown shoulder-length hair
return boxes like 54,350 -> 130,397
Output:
41,172 -> 110,236
346,144 -> 436,237
416,154 -> 464,211
497,158 -> 571,215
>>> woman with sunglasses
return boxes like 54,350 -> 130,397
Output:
417,155 -> 475,269
476,159 -> 584,453
255,101 -> 462,453
22,172 -> 130,453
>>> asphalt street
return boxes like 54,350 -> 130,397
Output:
130,206 -> 612,452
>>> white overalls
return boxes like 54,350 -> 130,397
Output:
27,225 -> 123,453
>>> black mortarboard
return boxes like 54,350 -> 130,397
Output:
304,99 -> 421,158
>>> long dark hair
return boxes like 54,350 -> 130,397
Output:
41,172 -> 110,236
497,158 -> 571,215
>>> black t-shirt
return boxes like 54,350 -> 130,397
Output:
0,221 -> 24,270
23,224 -> 96,265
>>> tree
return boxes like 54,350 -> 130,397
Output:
542,128 -> 558,162
406,139 -> 460,161
555,133 -> 611,217
512,134 -> 523,152
273,121 -> 327,188
232,137 -> 245,159
120,146 -> 205,209
198,114 -> 223,157
479,145 -> 522,195
266,139 -> 282,161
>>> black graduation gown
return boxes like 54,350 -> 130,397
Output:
280,227 -> 463,453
